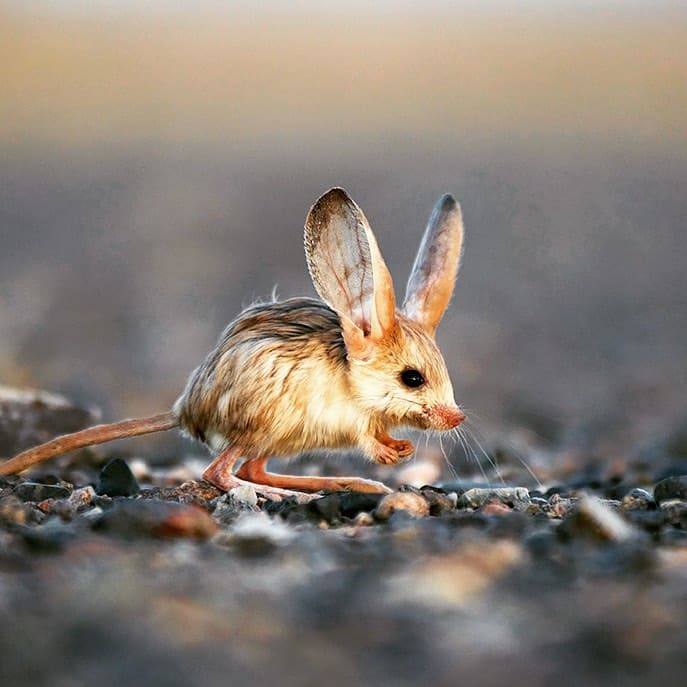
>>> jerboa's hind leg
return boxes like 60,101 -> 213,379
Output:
201,446 -> 319,503
235,455 -> 392,494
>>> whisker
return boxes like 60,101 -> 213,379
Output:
456,426 -> 487,477
458,426 -> 493,484
465,417 -> 543,489
437,431 -> 458,481
461,424 -> 505,485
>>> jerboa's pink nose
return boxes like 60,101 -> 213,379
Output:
434,405 -> 465,429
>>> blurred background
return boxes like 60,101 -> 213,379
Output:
1,0 -> 686,467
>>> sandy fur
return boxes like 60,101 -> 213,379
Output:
174,296 -> 459,461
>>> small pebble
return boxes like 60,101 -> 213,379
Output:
228,484 -> 258,507
68,486 -> 97,512
481,500 -> 513,515
212,487 -> 260,525
96,458 -> 140,497
621,488 -> 655,511
375,491 -> 430,521
419,487 -> 457,515
457,487 -> 530,511
548,493 -> 575,518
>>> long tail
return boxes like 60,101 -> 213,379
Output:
0,411 -> 179,476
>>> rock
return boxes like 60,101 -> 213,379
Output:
374,491 -> 430,521
212,487 -> 260,525
140,480 -> 223,506
660,501 -> 687,529
228,485 -> 259,507
327,491 -> 386,519
457,487 -> 531,511
621,488 -> 655,511
653,476 -> 687,505
0,385 -> 98,456
528,496 -> 550,513
14,482 -> 72,502
34,485 -> 99,520
417,486 -> 457,515
547,493 -> 575,518
481,500 -> 513,515
0,495 -> 45,526
93,499 -> 217,540
386,539 -> 524,608
564,495 -> 639,542
68,486 -> 97,512
266,491 -> 385,525
96,458 -> 140,497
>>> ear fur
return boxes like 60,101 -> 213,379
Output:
402,194 -> 464,336
304,188 -> 396,352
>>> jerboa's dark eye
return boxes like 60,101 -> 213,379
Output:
401,368 -> 425,388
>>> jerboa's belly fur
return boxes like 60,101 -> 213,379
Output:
174,298 -> 367,457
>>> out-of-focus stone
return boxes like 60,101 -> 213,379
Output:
18,522 -> 75,553
0,495 -> 45,526
457,487 -> 531,511
375,491 -> 430,521
548,493 -> 575,518
14,482 -> 72,502
565,495 -> 639,542
93,499 -> 217,540
660,500 -> 687,529
387,538 -> 524,608
0,385 -> 99,456
265,490 -> 385,525
139,480 -> 223,508
481,499 -> 513,515
393,459 -> 441,488
96,458 -> 140,497
621,488 -> 655,511
418,486 -> 457,515
215,512 -> 296,556
653,476 -> 687,505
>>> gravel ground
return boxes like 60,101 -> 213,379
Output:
1,392 -> 686,687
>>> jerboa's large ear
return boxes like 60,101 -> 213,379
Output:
402,194 -> 464,336
304,188 -> 396,349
